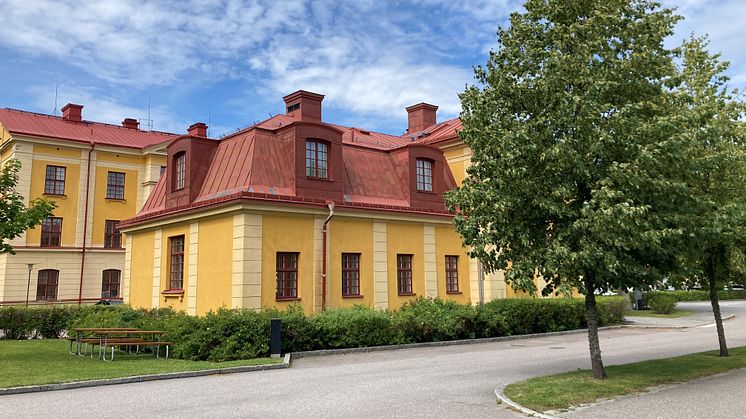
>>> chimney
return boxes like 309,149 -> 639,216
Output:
188,122 -> 208,137
61,103 -> 83,123
283,90 -> 324,123
406,103 -> 438,133
122,118 -> 139,130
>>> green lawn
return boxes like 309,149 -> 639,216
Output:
625,309 -> 694,318
0,339 -> 281,389
504,346 -> 746,413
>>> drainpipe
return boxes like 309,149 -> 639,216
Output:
478,260 -> 485,306
321,200 -> 335,311
78,142 -> 94,305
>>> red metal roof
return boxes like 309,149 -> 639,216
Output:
0,108 -> 178,149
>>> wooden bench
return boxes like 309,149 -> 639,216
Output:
102,340 -> 173,361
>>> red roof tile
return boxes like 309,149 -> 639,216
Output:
0,108 -> 178,149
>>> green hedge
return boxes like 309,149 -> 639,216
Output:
647,293 -> 677,314
0,297 -> 625,361
644,290 -> 746,304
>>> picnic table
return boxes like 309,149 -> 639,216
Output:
69,328 -> 172,361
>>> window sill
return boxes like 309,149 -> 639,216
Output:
39,245 -> 62,249
102,246 -> 123,250
43,193 -> 66,199
397,292 -> 417,297
342,294 -> 364,299
446,291 -> 462,295
416,190 -> 436,194
276,297 -> 301,302
305,176 -> 332,182
161,289 -> 184,296
105,198 -> 126,203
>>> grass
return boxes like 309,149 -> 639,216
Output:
0,339 -> 281,389
625,309 -> 694,318
504,346 -> 746,413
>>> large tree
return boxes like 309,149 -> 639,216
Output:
0,159 -> 56,254
674,36 -> 746,357
446,0 -> 688,379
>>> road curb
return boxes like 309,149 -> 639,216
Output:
289,326 -> 625,360
0,353 -> 290,396
621,313 -> 735,329
495,384 -> 558,419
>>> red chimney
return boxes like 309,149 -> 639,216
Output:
122,118 -> 139,130
188,122 -> 208,137
283,90 -> 324,123
406,103 -> 438,133
61,103 -> 83,123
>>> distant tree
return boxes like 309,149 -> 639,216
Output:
446,0 -> 688,379
0,159 -> 56,254
673,36 -> 746,357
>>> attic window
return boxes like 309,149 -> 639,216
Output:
287,103 -> 300,113
174,152 -> 186,190
306,140 -> 328,179
416,159 -> 433,192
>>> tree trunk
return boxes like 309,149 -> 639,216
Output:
706,254 -> 729,357
584,273 -> 607,379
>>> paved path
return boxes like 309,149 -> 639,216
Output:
0,301 -> 744,419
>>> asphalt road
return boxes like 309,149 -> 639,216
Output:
1,301 -> 745,419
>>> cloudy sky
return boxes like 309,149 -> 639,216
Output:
0,0 -> 743,137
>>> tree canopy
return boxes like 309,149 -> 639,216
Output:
0,159 -> 56,254
446,0 -> 692,378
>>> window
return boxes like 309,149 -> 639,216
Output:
175,152 -> 186,190
397,254 -> 413,295
276,252 -> 298,299
160,165 -> 167,176
416,159 -> 433,192
169,236 -> 185,290
44,165 -> 66,195
36,270 -> 59,301
305,140 -> 328,179
445,255 -> 459,293
106,171 -> 125,199
40,217 -> 62,247
104,220 -> 121,248
342,253 -> 361,296
287,103 -> 300,113
102,269 -> 121,298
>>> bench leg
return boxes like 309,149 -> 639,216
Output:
166,345 -> 169,359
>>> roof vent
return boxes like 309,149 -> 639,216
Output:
122,118 -> 139,130
61,103 -> 83,123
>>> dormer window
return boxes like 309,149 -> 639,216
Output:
175,152 -> 186,190
287,103 -> 300,113
416,159 -> 433,192
306,140 -> 328,179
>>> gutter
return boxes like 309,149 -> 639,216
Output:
78,142 -> 94,304
321,200 -> 335,311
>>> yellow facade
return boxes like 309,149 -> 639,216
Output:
196,216 -> 233,315
434,225 -> 471,304
0,132 -> 169,305
26,156 -> 81,247
328,217 -> 374,309
129,230 -> 155,307
385,222 -> 425,310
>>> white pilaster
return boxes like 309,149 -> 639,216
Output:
423,224 -> 437,298
373,221 -> 388,310
152,228 -> 162,308
123,235 -> 133,303
187,222 -> 199,315
232,213 -> 263,309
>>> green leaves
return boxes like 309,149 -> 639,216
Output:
0,159 -> 56,254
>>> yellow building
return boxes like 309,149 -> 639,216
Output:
0,104 -> 178,304
119,91 -> 511,314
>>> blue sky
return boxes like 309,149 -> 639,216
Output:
0,0 -> 743,137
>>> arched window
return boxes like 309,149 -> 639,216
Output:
174,152 -> 186,190
416,159 -> 433,192
305,140 -> 328,179
102,269 -> 121,298
36,270 -> 59,301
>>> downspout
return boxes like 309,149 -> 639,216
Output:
78,142 -> 94,304
321,200 -> 335,311
478,260 -> 485,306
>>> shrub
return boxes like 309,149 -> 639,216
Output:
392,298 -> 478,343
312,306 -> 395,349
648,293 -> 677,314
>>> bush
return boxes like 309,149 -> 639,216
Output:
0,297 -> 626,359
648,293 -> 677,314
